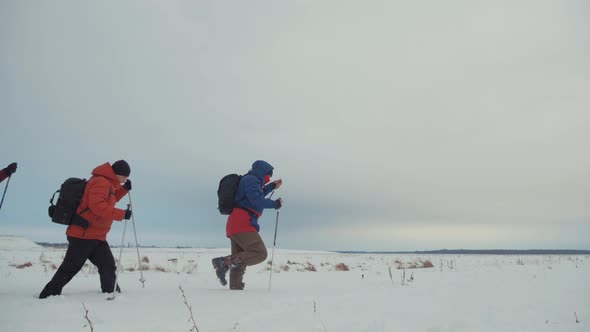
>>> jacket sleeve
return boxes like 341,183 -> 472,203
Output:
243,176 -> 277,211
0,169 -> 7,183
263,182 -> 276,196
86,179 -> 126,222
114,184 -> 128,202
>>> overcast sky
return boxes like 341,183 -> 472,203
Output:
1,0 -> 589,251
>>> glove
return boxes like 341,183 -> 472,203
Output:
275,198 -> 283,209
122,179 -> 132,191
123,208 -> 133,220
273,179 -> 283,190
5,162 -> 17,176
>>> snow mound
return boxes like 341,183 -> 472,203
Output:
0,236 -> 42,250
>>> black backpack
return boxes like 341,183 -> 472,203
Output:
48,178 -> 89,228
217,174 -> 242,215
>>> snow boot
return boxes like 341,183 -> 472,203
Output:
212,256 -> 231,286
102,284 -> 121,294
229,264 -> 246,290
38,286 -> 60,299
230,282 -> 245,290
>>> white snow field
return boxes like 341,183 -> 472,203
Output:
0,236 -> 587,332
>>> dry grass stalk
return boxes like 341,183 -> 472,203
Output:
82,303 -> 94,332
154,265 -> 167,272
16,262 -> 32,269
179,285 -> 200,332
305,262 -> 317,272
335,263 -> 349,271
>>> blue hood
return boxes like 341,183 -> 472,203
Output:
250,160 -> 274,181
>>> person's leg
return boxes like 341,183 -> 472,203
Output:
212,236 -> 248,287
39,237 -> 97,298
87,241 -> 119,293
212,238 -> 237,286
229,232 -> 267,266
225,232 -> 267,290
229,238 -> 246,290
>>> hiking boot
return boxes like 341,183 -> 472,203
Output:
212,257 -> 229,286
39,283 -> 63,299
230,282 -> 245,290
229,264 -> 246,290
102,284 -> 121,294
39,287 -> 58,299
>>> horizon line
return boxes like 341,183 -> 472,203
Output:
31,241 -> 590,254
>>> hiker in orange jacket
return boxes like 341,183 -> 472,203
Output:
39,160 -> 133,298
66,162 -> 131,240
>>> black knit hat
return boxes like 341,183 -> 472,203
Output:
112,160 -> 131,177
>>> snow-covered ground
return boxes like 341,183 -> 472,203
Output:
0,236 -> 587,332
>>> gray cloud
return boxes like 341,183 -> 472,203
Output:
1,0 -> 589,249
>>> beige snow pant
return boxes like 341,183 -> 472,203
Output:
228,232 -> 268,289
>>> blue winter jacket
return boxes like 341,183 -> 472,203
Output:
234,160 -> 278,232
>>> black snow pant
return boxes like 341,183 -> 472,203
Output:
39,236 -> 118,298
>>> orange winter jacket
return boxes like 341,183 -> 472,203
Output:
66,163 -> 128,241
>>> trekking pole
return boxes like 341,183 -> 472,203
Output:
128,192 -> 146,288
107,204 -> 130,301
0,176 -> 12,212
268,209 -> 280,292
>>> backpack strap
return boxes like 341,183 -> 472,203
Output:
72,206 -> 90,229
239,206 -> 262,218
49,189 -> 60,206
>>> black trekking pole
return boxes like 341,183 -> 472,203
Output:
0,176 -> 12,212
268,209 -> 280,292
128,192 -> 146,288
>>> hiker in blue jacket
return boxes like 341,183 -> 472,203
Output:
212,160 -> 283,290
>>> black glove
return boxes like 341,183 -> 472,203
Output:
123,208 -> 133,220
275,198 -> 283,209
122,179 -> 132,191
5,162 -> 17,176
